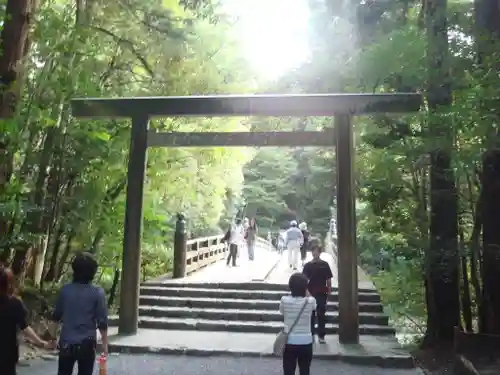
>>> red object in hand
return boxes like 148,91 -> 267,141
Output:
99,354 -> 107,375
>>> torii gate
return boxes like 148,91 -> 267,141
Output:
71,93 -> 421,344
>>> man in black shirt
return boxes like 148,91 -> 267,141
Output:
302,238 -> 333,344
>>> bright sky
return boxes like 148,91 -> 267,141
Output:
225,0 -> 311,80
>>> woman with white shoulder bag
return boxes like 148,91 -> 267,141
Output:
275,272 -> 316,375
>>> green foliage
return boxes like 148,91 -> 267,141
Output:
372,258 -> 426,333
243,0 -> 500,341
0,0 -> 255,295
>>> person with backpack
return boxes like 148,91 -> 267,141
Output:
223,218 -> 245,267
50,252 -> 109,375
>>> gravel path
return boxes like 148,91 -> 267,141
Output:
19,354 -> 420,375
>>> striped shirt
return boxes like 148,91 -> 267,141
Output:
229,224 -> 245,245
279,295 -> 316,345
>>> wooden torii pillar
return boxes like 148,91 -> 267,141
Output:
71,93 -> 421,344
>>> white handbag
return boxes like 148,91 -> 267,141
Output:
273,299 -> 309,356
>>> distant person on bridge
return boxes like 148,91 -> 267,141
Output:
298,222 -> 310,267
276,232 -> 286,253
223,218 -> 245,267
284,221 -> 304,270
245,218 -> 258,261
302,238 -> 333,344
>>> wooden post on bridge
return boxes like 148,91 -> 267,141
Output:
173,213 -> 187,278
70,93 -> 422,341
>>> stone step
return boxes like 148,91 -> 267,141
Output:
106,329 -> 415,369
145,281 -> 376,293
139,296 -> 384,313
134,317 -> 396,335
138,306 -> 389,325
140,286 -> 381,302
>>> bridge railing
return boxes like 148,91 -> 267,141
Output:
256,235 -> 274,253
171,214 -> 275,278
185,234 -> 227,274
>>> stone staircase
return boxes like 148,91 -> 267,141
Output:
122,281 -> 394,335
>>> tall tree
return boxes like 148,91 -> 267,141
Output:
0,0 -> 37,241
475,0 -> 500,334
423,0 -> 461,345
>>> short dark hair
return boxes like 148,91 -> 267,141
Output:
288,272 -> 308,297
310,237 -> 323,253
72,252 -> 98,284
0,266 -> 16,297
235,218 -> 242,224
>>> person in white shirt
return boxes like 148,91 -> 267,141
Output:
279,272 -> 316,375
224,218 -> 245,267
284,221 -> 304,270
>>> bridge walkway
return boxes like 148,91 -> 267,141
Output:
170,240 -> 280,283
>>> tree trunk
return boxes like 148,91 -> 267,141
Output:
480,149 -> 500,333
55,233 -> 74,282
422,0 -> 461,346
44,224 -> 64,282
0,0 -> 36,242
458,228 -> 473,332
424,151 -> 461,345
467,187 -> 485,332
474,0 -> 500,336
27,126 -> 58,284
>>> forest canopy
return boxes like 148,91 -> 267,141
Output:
1,0 -> 500,351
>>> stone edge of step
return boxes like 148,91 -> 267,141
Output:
136,305 -> 388,317
140,285 -> 379,294
142,282 -> 377,293
107,316 -> 393,329
138,298 -> 383,307
107,317 -> 396,335
104,344 -> 416,369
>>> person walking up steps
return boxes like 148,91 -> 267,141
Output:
280,272 -> 316,375
302,238 -> 333,344
223,218 -> 245,267
284,220 -> 304,270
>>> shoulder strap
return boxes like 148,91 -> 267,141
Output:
288,298 -> 309,333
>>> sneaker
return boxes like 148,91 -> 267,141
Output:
318,337 -> 326,344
